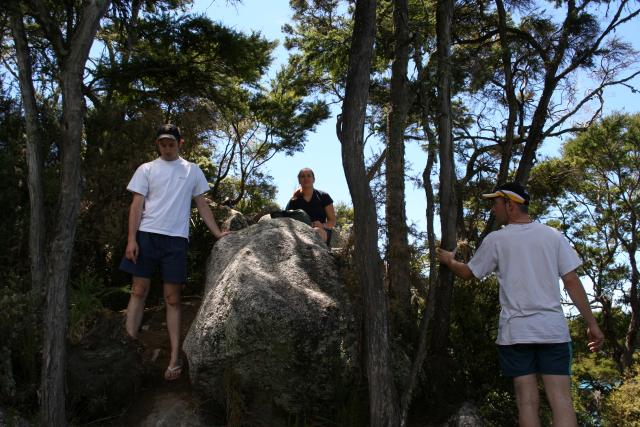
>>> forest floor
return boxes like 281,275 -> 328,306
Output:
105,296 -> 226,426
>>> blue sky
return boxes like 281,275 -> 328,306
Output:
191,0 -> 640,235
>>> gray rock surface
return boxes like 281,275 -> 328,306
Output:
209,203 -> 251,232
138,393 -> 209,427
447,401 -> 484,427
183,218 -> 356,424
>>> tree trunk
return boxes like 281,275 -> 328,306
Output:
31,1 -> 111,424
513,1 -> 574,184
386,0 -> 413,337
598,295 -> 624,372
429,0 -> 457,356
9,7 -> 46,293
337,0 -> 399,424
399,61 -> 439,424
494,0 -> 518,184
621,242 -> 639,370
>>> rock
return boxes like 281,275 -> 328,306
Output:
257,213 -> 271,223
138,393 -> 209,427
329,223 -> 352,250
222,209 -> 250,232
66,310 -> 144,423
447,401 -> 484,427
183,218 -> 357,424
209,203 -> 251,232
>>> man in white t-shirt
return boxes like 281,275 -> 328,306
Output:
436,182 -> 604,427
120,124 -> 229,381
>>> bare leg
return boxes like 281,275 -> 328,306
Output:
125,277 -> 150,339
164,282 -> 182,379
513,374 -> 541,427
542,375 -> 578,427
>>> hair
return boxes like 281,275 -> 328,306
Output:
517,203 -> 529,213
505,197 -> 529,213
297,168 -> 315,179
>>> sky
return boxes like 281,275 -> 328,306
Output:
190,0 -> 640,237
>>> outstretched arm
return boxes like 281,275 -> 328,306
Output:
436,247 -> 475,280
194,195 -> 230,239
562,270 -> 604,352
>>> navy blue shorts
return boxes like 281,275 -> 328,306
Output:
119,231 -> 188,284
497,342 -> 572,377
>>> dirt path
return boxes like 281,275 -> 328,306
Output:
105,297 -> 225,426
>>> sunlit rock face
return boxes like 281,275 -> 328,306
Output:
183,218 -> 357,424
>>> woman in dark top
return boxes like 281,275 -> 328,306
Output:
286,168 -> 337,243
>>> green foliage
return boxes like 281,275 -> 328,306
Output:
569,314 -> 624,424
251,61 -> 330,153
601,368 -> 640,426
0,273 -> 40,408
334,202 -> 354,229
284,1 -> 354,92
479,389 -> 518,426
0,92 -> 30,283
96,13 -> 275,107
68,273 -> 128,343
450,276 -> 503,393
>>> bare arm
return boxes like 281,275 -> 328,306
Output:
436,247 -> 475,280
125,193 -> 145,263
194,195 -> 230,239
562,270 -> 605,352
324,203 -> 337,229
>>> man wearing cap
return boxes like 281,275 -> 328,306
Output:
436,182 -> 604,427
120,124 -> 230,381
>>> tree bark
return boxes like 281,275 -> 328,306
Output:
399,56 -> 439,424
429,0 -> 457,356
27,1 -> 111,424
386,0 -> 413,336
8,6 -> 46,293
513,0 -> 575,184
336,0 -> 399,424
494,0 -> 518,184
620,235 -> 639,370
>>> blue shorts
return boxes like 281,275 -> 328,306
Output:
119,231 -> 188,284
497,342 -> 572,377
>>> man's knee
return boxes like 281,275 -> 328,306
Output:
514,374 -> 540,405
542,375 -> 573,404
164,284 -> 182,307
131,278 -> 150,299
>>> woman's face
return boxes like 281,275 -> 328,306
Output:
298,169 -> 315,188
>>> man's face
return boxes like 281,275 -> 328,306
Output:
491,197 -> 509,225
156,137 -> 181,161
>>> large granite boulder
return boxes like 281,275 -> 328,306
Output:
183,218 -> 356,424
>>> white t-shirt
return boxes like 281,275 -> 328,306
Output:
127,157 -> 209,239
468,222 -> 582,345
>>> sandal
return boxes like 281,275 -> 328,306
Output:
164,362 -> 182,381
